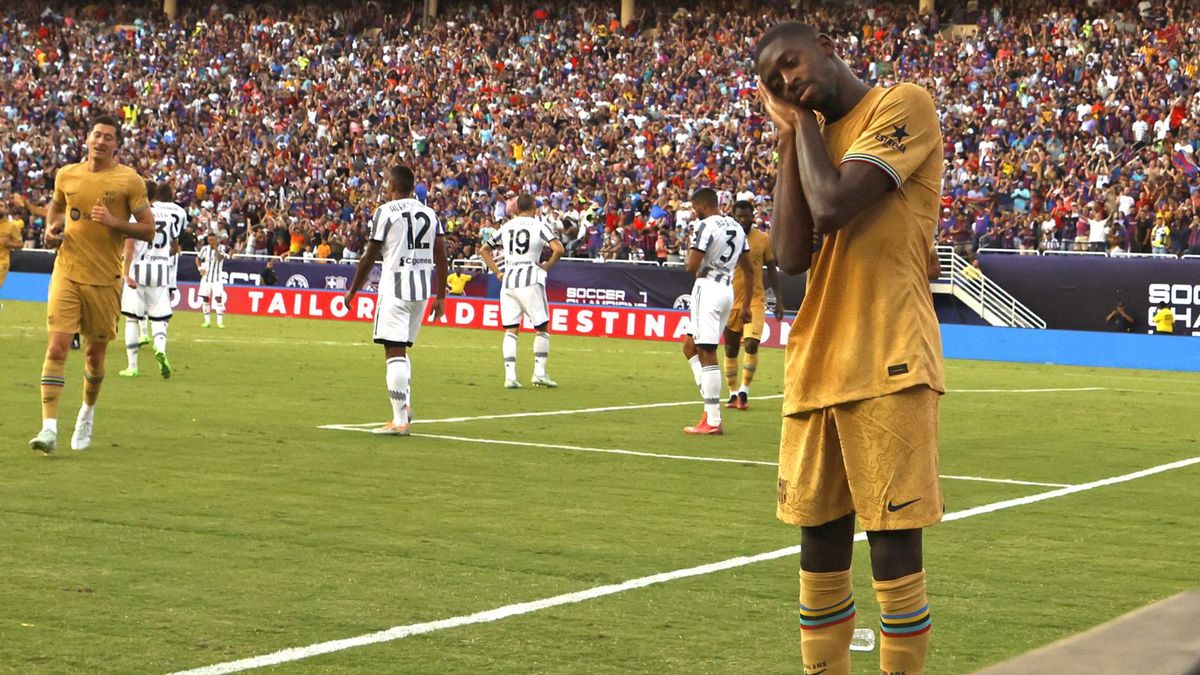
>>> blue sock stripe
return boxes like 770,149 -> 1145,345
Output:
881,605 -> 929,622
799,604 -> 856,627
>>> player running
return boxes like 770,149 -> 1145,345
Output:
196,232 -> 229,328
345,165 -> 448,436
29,114 -> 154,453
723,199 -> 784,410
680,188 -> 754,435
480,194 -> 565,389
120,182 -> 186,378
757,22 -> 945,675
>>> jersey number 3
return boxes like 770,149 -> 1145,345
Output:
718,229 -> 739,263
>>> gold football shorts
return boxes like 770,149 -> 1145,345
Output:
776,385 -> 943,531
46,275 -> 121,343
726,298 -> 766,342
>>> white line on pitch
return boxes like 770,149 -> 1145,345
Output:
169,455 -> 1200,675
318,395 -> 786,429
936,474 -> 1071,488
416,433 -> 778,466
950,387 -> 1107,393
320,387 -> 1112,430
321,430 -> 1072,487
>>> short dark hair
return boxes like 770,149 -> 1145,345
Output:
733,200 -> 754,212
90,114 -> 123,144
390,166 -> 415,194
156,182 -> 175,202
516,194 -> 536,212
691,188 -> 718,210
754,22 -> 817,64
144,179 -> 158,199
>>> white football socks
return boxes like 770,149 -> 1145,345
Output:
152,320 -> 168,354
688,355 -> 702,388
386,356 -> 410,426
533,332 -> 550,378
503,332 -> 519,381
124,318 -> 140,369
701,365 -> 722,426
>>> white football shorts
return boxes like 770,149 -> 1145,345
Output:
120,284 -> 173,321
689,278 -> 733,346
500,284 -> 549,328
373,295 -> 428,347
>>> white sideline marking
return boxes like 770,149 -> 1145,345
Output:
323,430 -> 1072,488
319,395 -> 785,428
319,387 -> 1110,430
950,387 -> 1107,393
415,433 -> 778,466
170,455 -> 1200,675
936,474 -> 1072,488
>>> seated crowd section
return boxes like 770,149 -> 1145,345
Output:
2,0 -> 1200,265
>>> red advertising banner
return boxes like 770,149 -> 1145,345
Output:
172,283 -> 792,348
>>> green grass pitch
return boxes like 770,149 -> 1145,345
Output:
1,299 -> 1198,674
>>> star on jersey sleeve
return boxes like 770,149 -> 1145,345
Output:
841,83 -> 940,190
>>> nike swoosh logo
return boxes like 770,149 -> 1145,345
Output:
887,498 -> 922,512
809,670 -> 828,675
66,191 -> 78,196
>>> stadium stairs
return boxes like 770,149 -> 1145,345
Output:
931,245 -> 1046,329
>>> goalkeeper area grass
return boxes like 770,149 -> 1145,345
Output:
1,299 -> 1197,674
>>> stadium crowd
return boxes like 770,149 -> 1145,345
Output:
2,0 -> 1200,265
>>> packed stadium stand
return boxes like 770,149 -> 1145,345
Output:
2,0 -> 1199,263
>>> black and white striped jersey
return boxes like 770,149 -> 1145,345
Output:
197,244 -> 229,285
370,197 -> 444,302
131,201 -> 187,287
689,215 -> 748,285
487,216 -> 556,289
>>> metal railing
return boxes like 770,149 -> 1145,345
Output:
935,245 -> 1047,329
976,247 -> 1197,260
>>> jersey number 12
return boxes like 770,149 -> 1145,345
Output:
403,211 -> 432,250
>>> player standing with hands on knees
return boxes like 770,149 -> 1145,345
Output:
30,114 -> 155,453
680,187 -> 754,435
756,23 -> 945,675
345,166 -> 448,436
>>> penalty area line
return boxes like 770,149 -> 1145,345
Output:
168,454 -> 1200,675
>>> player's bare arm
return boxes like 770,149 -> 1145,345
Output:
430,234 -> 449,321
541,239 -> 565,273
479,241 -> 503,281
94,203 -> 155,242
683,246 -> 704,275
736,250 -> 755,323
790,109 -> 894,235
926,246 -> 941,280
123,238 -> 138,288
344,240 -> 382,304
44,198 -> 65,246
766,261 -> 785,320
761,88 -> 815,275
